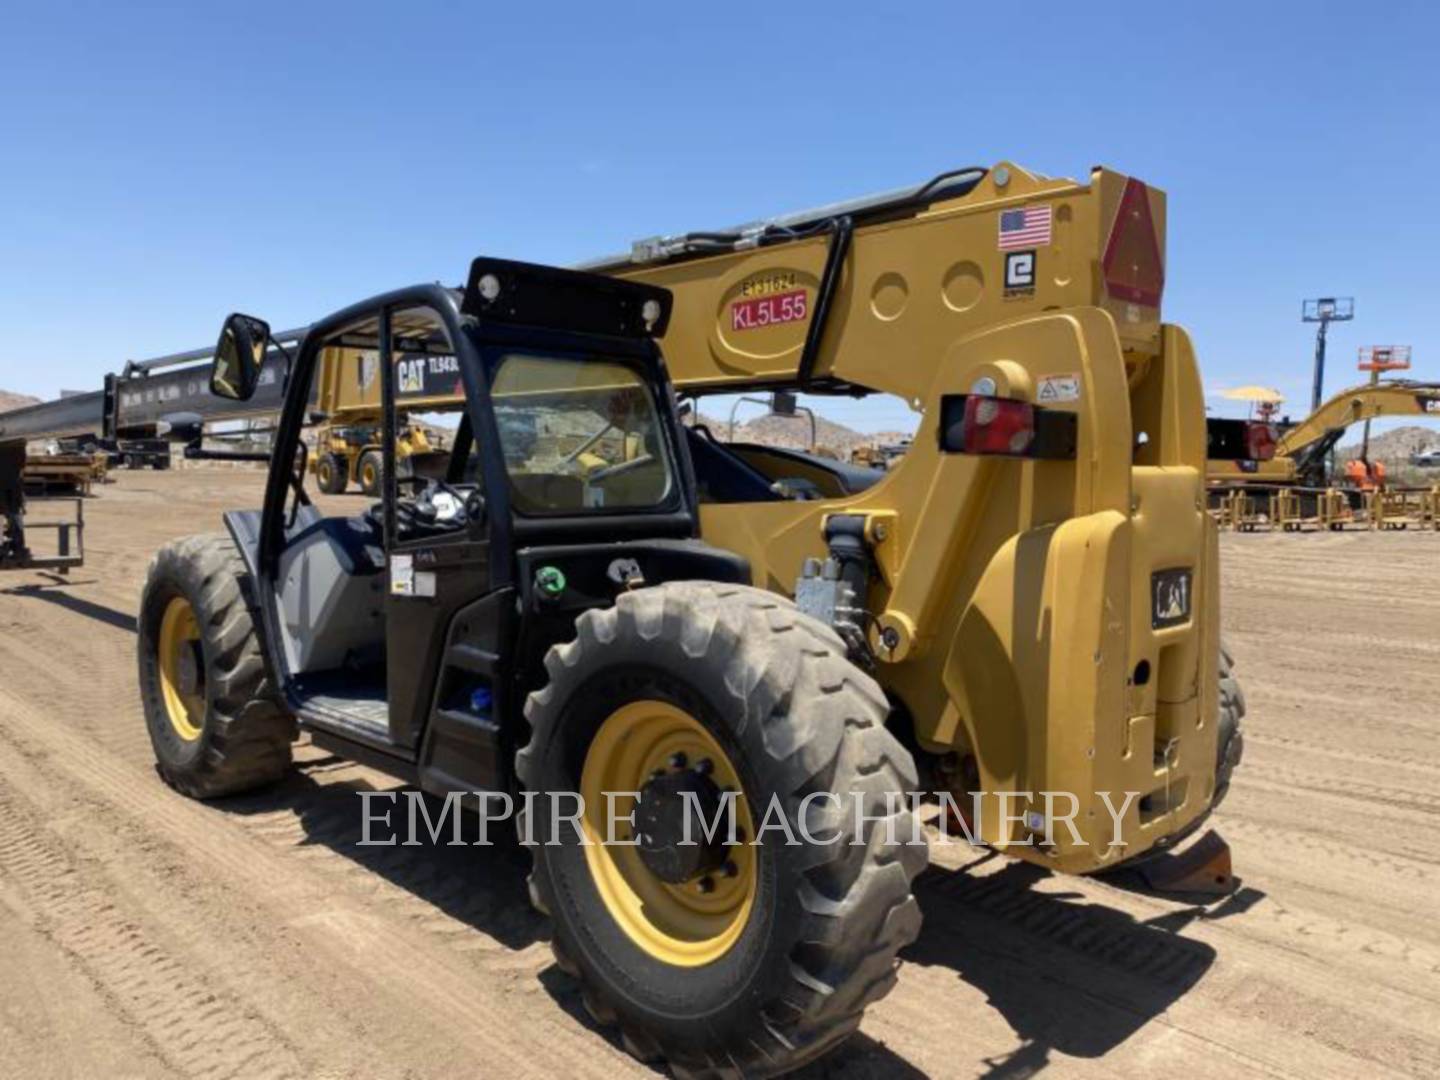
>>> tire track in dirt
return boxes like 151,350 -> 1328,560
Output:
1,469 -> 1437,1078
0,684 -> 634,1080
0,786 -> 307,1080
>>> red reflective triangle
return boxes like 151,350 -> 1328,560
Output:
1102,178 -> 1164,308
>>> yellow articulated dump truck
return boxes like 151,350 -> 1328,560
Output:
308,343 -> 456,494
596,160 -> 1254,877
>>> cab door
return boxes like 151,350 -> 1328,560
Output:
375,305 -> 499,755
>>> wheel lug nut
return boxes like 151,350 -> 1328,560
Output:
669,752 -> 688,770
697,876 -> 715,894
693,758 -> 713,776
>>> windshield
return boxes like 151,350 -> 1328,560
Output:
489,352 -> 677,514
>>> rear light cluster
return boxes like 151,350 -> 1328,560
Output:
1244,421 -> 1278,462
1206,417 -> 1279,462
963,395 -> 1035,455
939,394 -> 1078,460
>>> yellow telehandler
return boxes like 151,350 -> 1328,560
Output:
134,162 -> 1264,1077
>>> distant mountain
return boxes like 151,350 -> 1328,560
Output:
1337,425 -> 1440,464
693,411 -> 872,454
0,389 -> 41,414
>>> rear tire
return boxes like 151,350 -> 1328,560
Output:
137,533 -> 295,798
358,450 -> 383,497
517,581 -> 924,1078
316,453 -> 348,494
1213,640 -> 1246,807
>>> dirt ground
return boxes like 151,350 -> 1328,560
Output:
1,467 -> 1437,1079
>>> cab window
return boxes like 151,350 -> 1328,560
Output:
490,353 -> 675,514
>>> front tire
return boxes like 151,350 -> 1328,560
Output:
316,452 -> 348,494
358,450 -> 383,497
137,533 -> 294,798
517,582 -> 924,1078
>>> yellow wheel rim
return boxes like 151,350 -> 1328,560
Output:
361,460 -> 377,489
157,595 -> 205,742
318,460 -> 333,487
580,701 -> 757,967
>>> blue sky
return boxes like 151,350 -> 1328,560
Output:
1,1 -> 1436,434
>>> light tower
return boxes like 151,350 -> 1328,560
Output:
1302,297 -> 1355,412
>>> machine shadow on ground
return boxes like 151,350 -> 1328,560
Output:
1,579 -> 138,633
222,758 -> 545,953
219,758 -> 1251,1080
216,760 -> 1249,1080
903,853 -> 1239,1079
219,759 -> 932,1076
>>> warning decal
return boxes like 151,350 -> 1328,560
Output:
1037,374 -> 1081,403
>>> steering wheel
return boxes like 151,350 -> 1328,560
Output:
394,475 -> 476,533
586,454 -> 654,484
396,472 -> 457,496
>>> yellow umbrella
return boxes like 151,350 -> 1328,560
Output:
1222,385 -> 1285,404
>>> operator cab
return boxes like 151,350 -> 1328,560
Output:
208,259 -> 739,794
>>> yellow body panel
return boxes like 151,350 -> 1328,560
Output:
621,163 -> 1165,395
610,163 -> 1217,871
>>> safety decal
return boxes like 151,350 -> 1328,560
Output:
1151,568 -> 1192,629
1037,373 -> 1081,404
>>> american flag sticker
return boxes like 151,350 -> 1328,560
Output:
998,205 -> 1053,250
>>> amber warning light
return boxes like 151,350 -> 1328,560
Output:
1102,178 -> 1164,309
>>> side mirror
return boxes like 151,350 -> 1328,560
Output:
211,313 -> 270,401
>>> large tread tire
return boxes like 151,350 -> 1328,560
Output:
358,450 -> 384,497
137,533 -> 295,799
517,581 -> 925,1079
315,452 -> 348,494
1213,639 -> 1246,808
